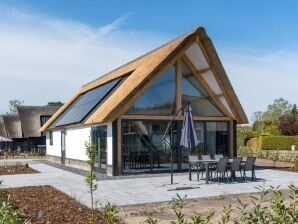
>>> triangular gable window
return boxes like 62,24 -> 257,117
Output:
127,66 -> 176,115
126,61 -> 224,117
181,61 -> 223,116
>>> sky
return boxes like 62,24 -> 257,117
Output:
0,0 -> 298,122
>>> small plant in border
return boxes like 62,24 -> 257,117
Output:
85,140 -> 98,224
103,202 -> 119,224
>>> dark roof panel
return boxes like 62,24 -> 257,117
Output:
51,77 -> 123,127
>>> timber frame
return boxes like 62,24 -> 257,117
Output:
40,26 -> 247,176
40,27 -> 247,133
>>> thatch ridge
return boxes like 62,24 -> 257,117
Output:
41,26 -> 248,131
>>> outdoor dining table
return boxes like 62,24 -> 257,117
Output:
189,159 -> 246,184
199,160 -> 219,184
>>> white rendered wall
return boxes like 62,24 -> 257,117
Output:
46,130 -> 61,157
46,124 -> 113,166
107,123 -> 113,165
65,126 -> 91,161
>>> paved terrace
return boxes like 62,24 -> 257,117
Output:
0,160 -> 297,207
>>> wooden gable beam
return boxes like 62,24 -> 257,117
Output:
196,36 -> 242,123
197,68 -> 211,75
88,33 -> 198,124
182,54 -> 234,119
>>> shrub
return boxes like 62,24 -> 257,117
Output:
0,195 -> 31,224
144,185 -> 298,223
279,113 -> 298,136
291,156 -> 298,171
237,131 -> 257,150
259,135 -> 298,150
144,217 -> 158,224
103,202 -> 119,224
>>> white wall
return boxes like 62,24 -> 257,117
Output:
65,126 -> 91,161
107,123 -> 113,165
46,123 -> 113,165
46,130 -> 61,157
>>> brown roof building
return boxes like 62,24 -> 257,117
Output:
41,27 -> 248,176
0,105 -> 61,150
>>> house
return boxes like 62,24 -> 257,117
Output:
0,105 -> 61,150
41,27 -> 248,176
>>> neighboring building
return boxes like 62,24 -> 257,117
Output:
0,105 -> 61,150
0,117 -> 7,138
41,27 -> 248,176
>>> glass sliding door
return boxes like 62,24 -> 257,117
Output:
122,120 -> 152,173
205,122 -> 229,157
121,120 -> 230,174
91,125 -> 107,172
122,120 -> 179,174
151,121 -> 178,172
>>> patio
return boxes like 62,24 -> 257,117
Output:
0,160 -> 297,207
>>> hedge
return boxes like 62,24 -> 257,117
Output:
259,135 -> 298,150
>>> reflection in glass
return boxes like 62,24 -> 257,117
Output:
127,66 -> 176,115
121,120 -> 229,173
205,122 -> 228,156
91,125 -> 107,171
122,120 -> 178,173
181,61 -> 223,116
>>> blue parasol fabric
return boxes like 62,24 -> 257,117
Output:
180,104 -> 198,149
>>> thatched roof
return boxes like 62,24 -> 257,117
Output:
2,115 -> 22,138
17,105 -> 61,137
41,27 -> 248,132
0,117 -> 7,138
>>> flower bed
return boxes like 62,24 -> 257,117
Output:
0,185 -> 113,224
0,164 -> 39,175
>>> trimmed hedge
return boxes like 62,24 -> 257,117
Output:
259,135 -> 298,150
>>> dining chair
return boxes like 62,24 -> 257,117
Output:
188,155 -> 203,181
214,154 -> 224,161
216,158 -> 229,185
229,157 -> 243,182
242,156 -> 256,181
201,155 -> 211,160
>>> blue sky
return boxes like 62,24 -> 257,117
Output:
0,0 -> 297,121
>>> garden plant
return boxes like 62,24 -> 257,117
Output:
144,184 -> 298,224
85,140 -> 98,224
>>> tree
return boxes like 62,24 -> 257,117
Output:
251,111 -> 263,132
85,140 -> 98,223
47,101 -> 63,106
262,98 -> 292,125
6,100 -> 24,115
278,113 -> 298,136
291,104 -> 297,117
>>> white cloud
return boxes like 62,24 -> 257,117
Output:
0,5 -> 297,122
220,44 -> 298,122
0,6 -> 167,114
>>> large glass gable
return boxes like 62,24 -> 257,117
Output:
181,61 -> 224,116
52,77 -> 123,127
127,66 -> 176,115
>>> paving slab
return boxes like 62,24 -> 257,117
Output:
0,161 -> 297,207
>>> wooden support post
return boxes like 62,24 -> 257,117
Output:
230,120 -> 234,158
175,59 -> 182,114
117,119 -> 122,175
